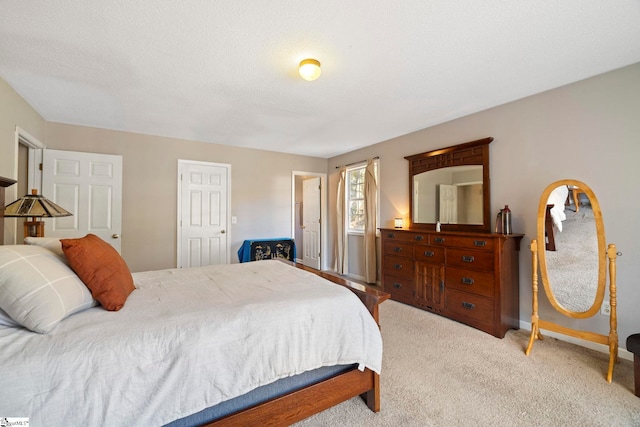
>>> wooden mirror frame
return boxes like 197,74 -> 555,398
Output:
526,179 -> 618,382
539,180 -> 607,318
405,137 -> 492,232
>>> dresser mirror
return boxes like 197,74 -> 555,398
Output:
526,179 -> 619,382
405,137 -> 492,232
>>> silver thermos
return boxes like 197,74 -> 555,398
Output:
496,205 -> 512,235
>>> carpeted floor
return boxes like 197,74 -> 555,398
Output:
296,300 -> 640,426
545,204 -> 599,313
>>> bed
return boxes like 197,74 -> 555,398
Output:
545,184 -> 569,251
0,181 -> 388,425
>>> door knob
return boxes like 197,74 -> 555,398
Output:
221,230 -> 226,234
112,234 -> 120,239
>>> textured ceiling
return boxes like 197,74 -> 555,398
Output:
1,1 -> 640,158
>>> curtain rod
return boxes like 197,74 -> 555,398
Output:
335,156 -> 379,169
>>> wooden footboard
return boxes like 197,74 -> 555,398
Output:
207,367 -> 378,426
545,204 -> 556,251
205,264 -> 389,426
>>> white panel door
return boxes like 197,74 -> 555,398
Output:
302,177 -> 321,269
178,160 -> 230,268
438,184 -> 458,224
42,149 -> 123,252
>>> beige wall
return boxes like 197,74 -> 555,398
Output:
328,62 -> 640,345
43,124 -> 328,272
0,77 -> 46,244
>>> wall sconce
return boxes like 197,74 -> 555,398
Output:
4,189 -> 72,238
394,218 -> 403,229
299,58 -> 321,81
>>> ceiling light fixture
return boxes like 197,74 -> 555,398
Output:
299,59 -> 321,81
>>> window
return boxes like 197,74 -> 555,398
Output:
346,161 -> 379,234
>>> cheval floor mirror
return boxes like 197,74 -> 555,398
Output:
525,179 -> 620,382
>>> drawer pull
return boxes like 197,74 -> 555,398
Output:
462,277 -> 474,285
462,302 -> 475,310
474,240 -> 487,247
394,264 -> 403,270
393,282 -> 402,289
393,247 -> 403,253
414,235 -> 424,241
462,255 -> 475,263
423,250 -> 435,257
434,237 -> 445,244
387,233 -> 395,238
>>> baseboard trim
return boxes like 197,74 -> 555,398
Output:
519,320 -> 632,362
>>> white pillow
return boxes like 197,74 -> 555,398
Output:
0,307 -> 19,328
0,245 -> 96,333
24,236 -> 67,263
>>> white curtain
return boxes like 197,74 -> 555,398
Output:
363,159 -> 377,283
336,167 -> 347,275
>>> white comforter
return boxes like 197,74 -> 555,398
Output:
547,185 -> 569,232
0,260 -> 383,426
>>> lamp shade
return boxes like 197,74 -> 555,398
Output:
394,218 -> 403,229
4,190 -> 72,238
299,58 -> 321,81
4,189 -> 72,218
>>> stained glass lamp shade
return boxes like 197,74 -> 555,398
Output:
4,189 -> 72,237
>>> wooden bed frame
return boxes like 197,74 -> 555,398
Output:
207,265 -> 390,426
0,176 -> 390,426
545,204 -> 556,251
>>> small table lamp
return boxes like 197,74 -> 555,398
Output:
4,189 -> 73,238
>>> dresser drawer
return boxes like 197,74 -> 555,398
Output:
442,235 -> 495,251
383,241 -> 414,258
445,289 -> 494,322
445,267 -> 494,298
383,255 -> 414,279
427,235 -> 496,251
382,230 -> 428,243
414,245 -> 445,263
384,275 -> 414,299
446,248 -> 494,271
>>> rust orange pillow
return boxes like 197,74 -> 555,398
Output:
61,234 -> 135,311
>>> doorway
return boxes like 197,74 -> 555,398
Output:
12,127 -> 45,244
291,171 -> 327,271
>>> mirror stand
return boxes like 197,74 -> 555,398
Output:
526,239 -> 619,382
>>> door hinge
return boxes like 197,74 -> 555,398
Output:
39,163 -> 43,171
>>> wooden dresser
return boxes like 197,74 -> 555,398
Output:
380,228 -> 523,338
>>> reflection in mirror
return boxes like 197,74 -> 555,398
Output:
413,165 -> 483,225
545,185 -> 599,312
